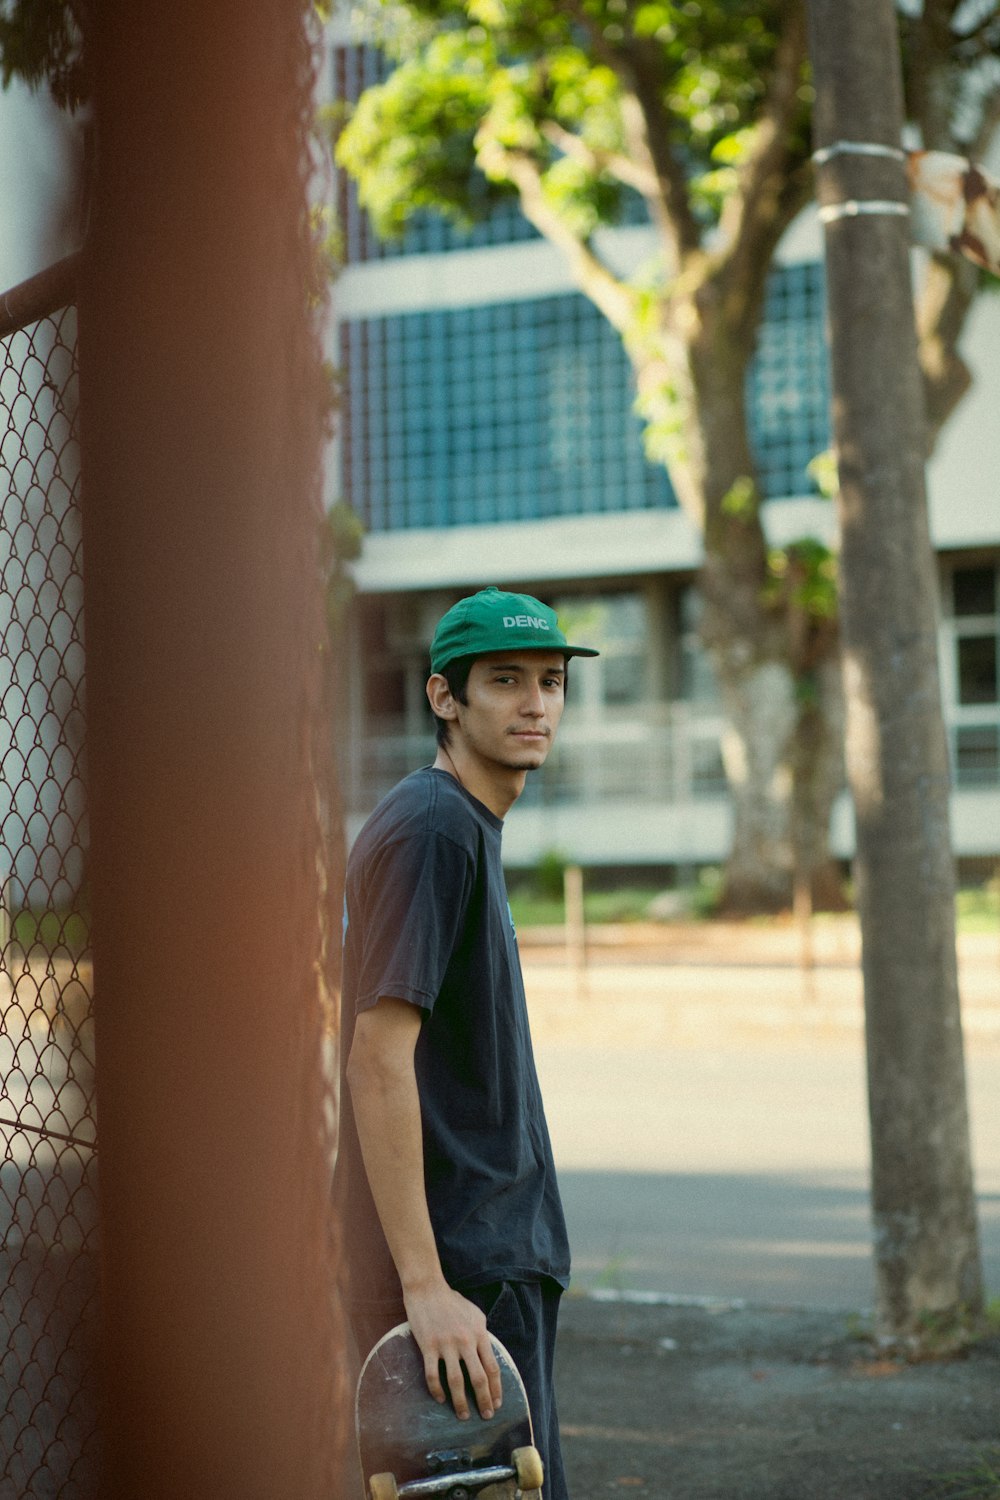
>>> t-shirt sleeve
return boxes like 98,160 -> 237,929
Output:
350,830 -> 474,1015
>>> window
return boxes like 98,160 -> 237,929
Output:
341,297 -> 677,531
332,44 -> 541,265
955,725 -> 999,786
954,565 -> 996,618
677,586 -> 721,707
356,598 -> 428,732
332,46 -> 651,265
958,635 -> 998,705
945,562 -> 1000,787
746,262 -> 831,499
341,264 -> 831,533
554,591 -> 649,710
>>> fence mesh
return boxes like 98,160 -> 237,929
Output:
0,258 -> 99,1497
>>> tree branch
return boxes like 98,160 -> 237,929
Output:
615,47 -> 704,261
539,119 -> 659,197
914,83 -> 1000,451
907,8 -> 1000,450
558,0 -> 702,265
904,0 -> 966,147
917,252 -> 978,451
479,140 -> 639,334
713,0 -> 813,342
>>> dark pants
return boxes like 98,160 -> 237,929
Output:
349,1279 -> 569,1500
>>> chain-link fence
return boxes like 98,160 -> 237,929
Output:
0,256 -> 99,1497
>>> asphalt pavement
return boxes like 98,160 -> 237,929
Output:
524,925 -> 1000,1312
536,1041 -> 1000,1310
530,931 -> 1000,1498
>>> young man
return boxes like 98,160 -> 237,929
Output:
334,587 -> 598,1500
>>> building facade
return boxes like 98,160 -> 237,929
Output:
328,38 -> 1000,877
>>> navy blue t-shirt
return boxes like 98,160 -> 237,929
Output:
334,766 -> 570,1299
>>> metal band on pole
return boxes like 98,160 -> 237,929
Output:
812,141 -> 906,166
813,139 -> 911,225
818,200 -> 910,223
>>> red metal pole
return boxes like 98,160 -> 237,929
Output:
79,6 -> 342,1495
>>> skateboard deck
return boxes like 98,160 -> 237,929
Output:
356,1321 -> 544,1500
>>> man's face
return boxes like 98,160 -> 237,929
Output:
450,651 -> 566,772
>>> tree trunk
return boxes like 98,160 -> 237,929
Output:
708,612 -> 845,913
649,305 -> 845,912
790,654 -> 849,912
808,0 -> 983,1342
714,657 -> 798,910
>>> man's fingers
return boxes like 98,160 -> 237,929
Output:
479,1336 -> 504,1410
442,1352 -> 475,1421
465,1352 -> 497,1421
424,1346 -> 497,1421
423,1353 -> 446,1405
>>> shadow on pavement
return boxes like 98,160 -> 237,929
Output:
559,1171 -> 1000,1314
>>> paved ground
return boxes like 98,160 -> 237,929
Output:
524,920 -> 1000,1311
524,921 -> 1000,1498
537,1043 -> 1000,1308
555,1296 -> 1000,1500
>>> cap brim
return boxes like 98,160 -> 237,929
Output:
430,642 -> 600,672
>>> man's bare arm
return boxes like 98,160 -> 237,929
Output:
347,997 -> 503,1421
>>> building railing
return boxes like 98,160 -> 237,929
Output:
347,703 -> 1000,824
347,702 -> 731,816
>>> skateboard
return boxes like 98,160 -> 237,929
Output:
356,1321 -> 544,1500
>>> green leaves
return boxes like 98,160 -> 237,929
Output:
721,475 -> 758,519
806,449 -> 839,500
335,0 -> 802,245
765,538 -> 839,623
333,33 -> 501,236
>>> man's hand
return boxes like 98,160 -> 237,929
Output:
403,1280 -> 503,1422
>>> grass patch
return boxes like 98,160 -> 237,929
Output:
508,888 -> 659,928
927,1448 -> 1000,1499
8,910 -> 90,954
507,878 -> 998,931
956,883 -> 1000,934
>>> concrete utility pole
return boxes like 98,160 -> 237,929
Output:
80,4 -> 342,1495
806,0 -> 983,1342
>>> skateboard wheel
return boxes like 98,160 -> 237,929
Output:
512,1445 -> 544,1491
368,1473 -> 399,1500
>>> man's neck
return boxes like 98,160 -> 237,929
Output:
432,747 -> 524,820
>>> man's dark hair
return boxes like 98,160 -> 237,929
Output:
431,654 -> 569,748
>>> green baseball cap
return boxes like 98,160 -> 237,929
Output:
430,587 -> 600,674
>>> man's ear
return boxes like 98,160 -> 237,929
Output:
426,673 -> 458,720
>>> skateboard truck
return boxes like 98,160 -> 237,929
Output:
367,1446 -> 544,1500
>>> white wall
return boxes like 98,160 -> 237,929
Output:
927,291 -> 1000,549
0,79 -> 81,291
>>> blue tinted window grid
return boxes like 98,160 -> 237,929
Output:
342,263 -> 829,531
747,261 -> 830,498
341,294 -> 676,531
